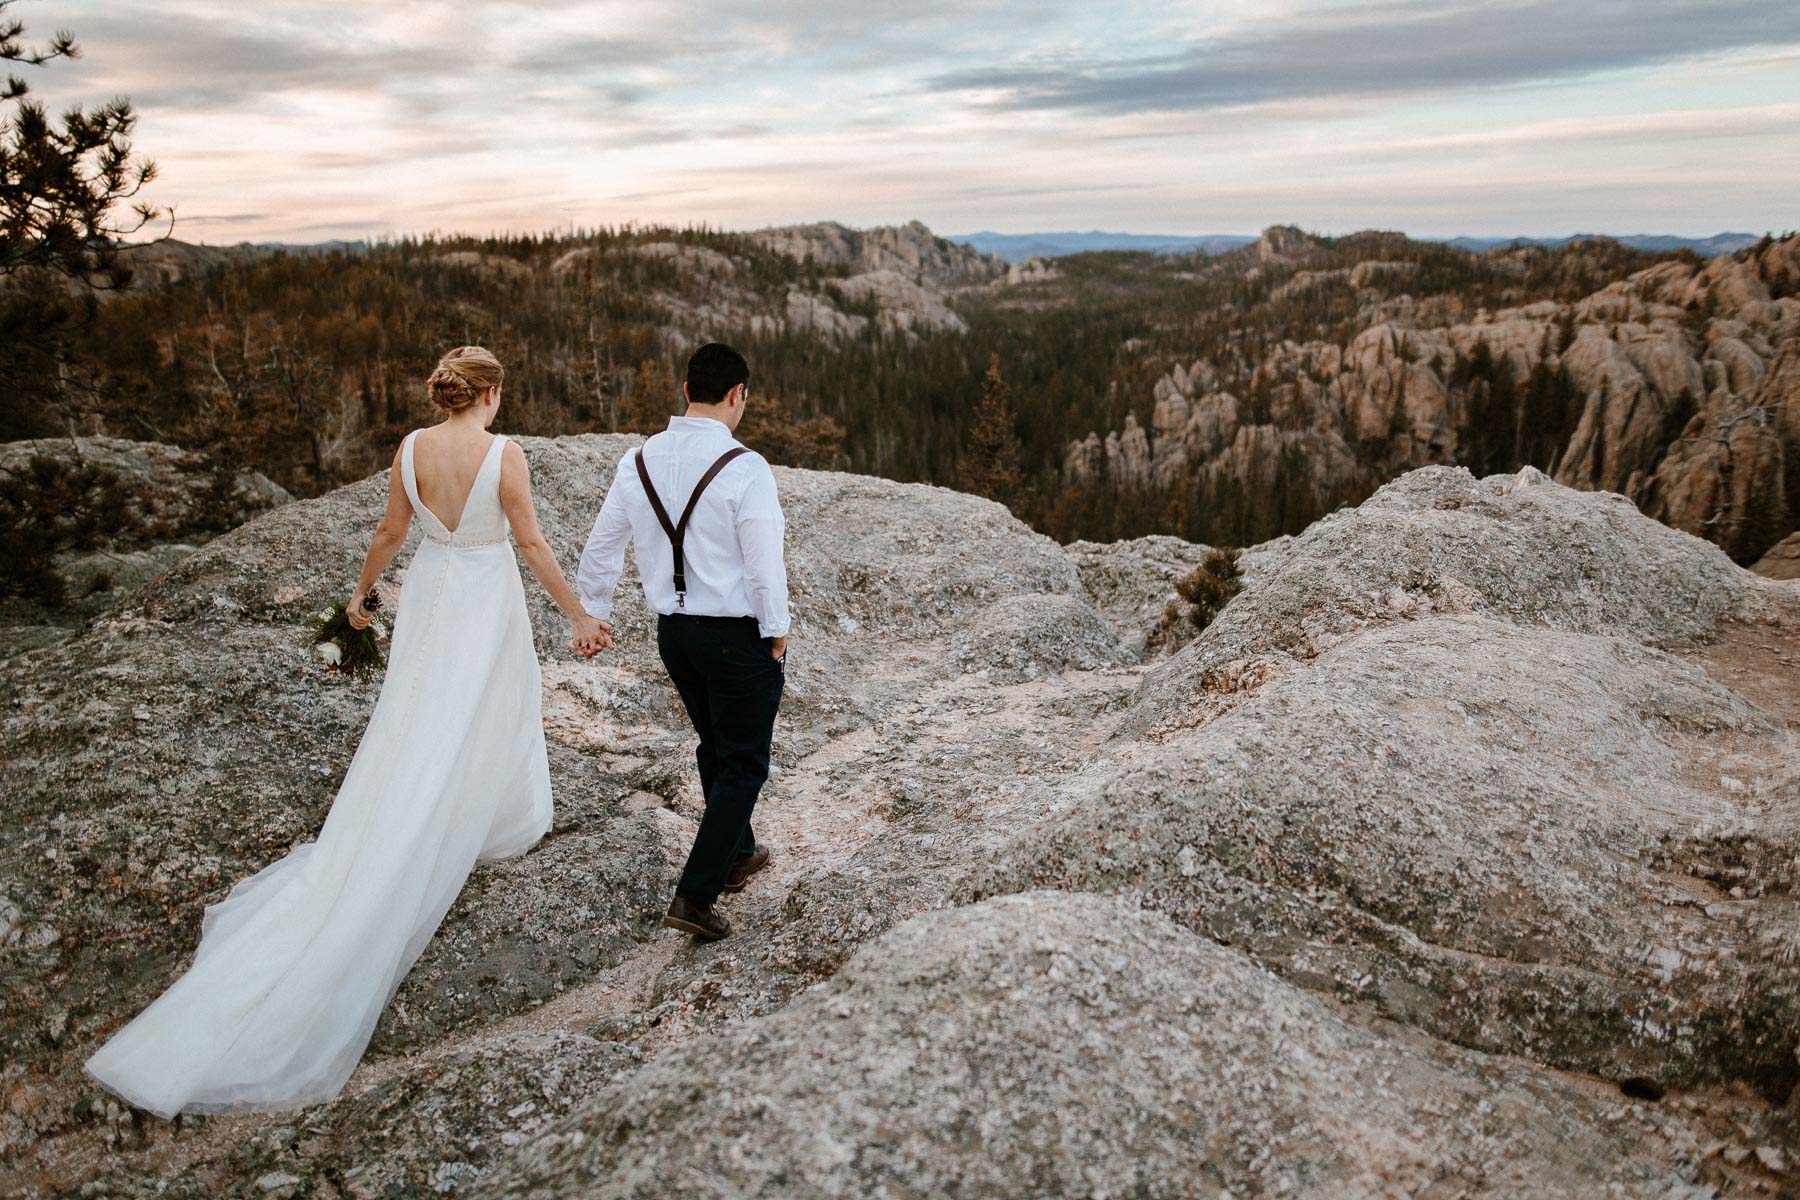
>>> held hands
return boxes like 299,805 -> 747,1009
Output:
570,613 -> 612,658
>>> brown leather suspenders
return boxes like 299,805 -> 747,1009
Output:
636,446 -> 751,608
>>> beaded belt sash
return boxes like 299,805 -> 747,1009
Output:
424,529 -> 509,548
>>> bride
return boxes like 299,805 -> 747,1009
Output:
84,346 -> 607,1119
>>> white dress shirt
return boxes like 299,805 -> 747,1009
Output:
578,415 -> 791,638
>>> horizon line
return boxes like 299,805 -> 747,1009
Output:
147,222 -> 1791,251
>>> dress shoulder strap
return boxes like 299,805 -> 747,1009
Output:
399,431 -> 426,516
481,433 -> 507,485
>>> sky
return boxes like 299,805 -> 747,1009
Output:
15,0 -> 1800,243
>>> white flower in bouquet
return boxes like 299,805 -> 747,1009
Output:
305,599 -> 387,682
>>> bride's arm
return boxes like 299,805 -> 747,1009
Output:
347,443 -> 414,630
498,441 -> 607,651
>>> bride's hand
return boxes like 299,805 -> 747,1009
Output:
347,591 -> 374,630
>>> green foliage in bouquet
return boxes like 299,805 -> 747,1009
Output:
306,599 -> 385,682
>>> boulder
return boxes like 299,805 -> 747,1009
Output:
949,592 -> 1132,680
1126,465 -> 1779,733
1752,531 -> 1800,580
1064,534 -> 1214,656
0,436 -> 292,641
984,614 -> 1799,1093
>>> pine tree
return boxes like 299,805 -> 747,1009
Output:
616,358 -> 675,434
0,1 -> 166,436
1,2 -> 165,286
737,393 -> 847,471
955,355 -> 1024,509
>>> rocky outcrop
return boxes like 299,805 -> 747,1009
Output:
106,240 -> 281,291
0,437 -> 291,653
828,269 -> 969,334
1003,613 -> 1797,1090
999,467 -> 1799,1099
0,437 -> 290,543
1065,533 -> 1214,656
1256,223 -> 1322,262
1127,465 -> 1777,727
5,448 -> 1796,1197
476,894 -> 1716,1200
772,270 -> 973,337
1065,233 -> 1800,564
751,219 -> 1004,287
1001,255 -> 1057,286
0,435 -> 1099,1172
634,222 -> 1001,340
949,592 -> 1130,680
1753,531 -> 1800,579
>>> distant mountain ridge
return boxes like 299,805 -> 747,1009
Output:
948,231 -> 1257,261
1440,232 -> 1763,256
949,229 -> 1767,262
136,228 -> 1768,266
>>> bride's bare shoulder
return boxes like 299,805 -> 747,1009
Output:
497,439 -> 536,514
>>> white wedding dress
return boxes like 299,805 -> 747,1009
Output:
85,430 -> 553,1119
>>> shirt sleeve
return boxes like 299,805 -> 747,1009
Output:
735,458 -> 790,639
577,454 -> 636,621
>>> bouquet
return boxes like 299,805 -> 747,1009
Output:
307,592 -> 386,682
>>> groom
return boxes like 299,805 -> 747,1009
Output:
575,343 -> 790,942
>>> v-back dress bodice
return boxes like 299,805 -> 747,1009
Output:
84,428 -> 553,1119
402,430 -> 511,548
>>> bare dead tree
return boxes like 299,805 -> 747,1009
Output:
1666,402 -> 1786,533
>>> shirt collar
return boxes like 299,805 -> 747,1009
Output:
668,414 -> 730,435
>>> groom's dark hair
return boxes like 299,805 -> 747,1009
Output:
685,343 -> 749,406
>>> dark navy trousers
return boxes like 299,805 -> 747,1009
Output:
657,613 -> 784,906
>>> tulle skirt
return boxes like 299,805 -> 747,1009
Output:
84,539 -> 553,1118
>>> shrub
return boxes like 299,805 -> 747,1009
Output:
1146,546 -> 1245,658
1175,546 -> 1244,631
0,454 -> 141,606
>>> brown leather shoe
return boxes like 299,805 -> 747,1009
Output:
663,896 -> 731,941
721,845 -> 772,894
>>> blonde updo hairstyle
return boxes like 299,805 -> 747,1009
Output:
426,345 -> 504,414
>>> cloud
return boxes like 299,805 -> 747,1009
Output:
15,0 -> 1795,241
183,211 -> 269,226
508,35 -> 704,75
1309,102 -> 1800,162
927,0 -> 1800,114
75,9 -> 432,111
